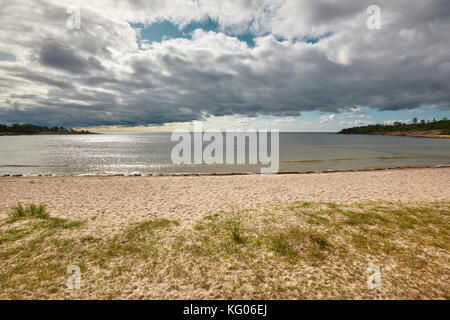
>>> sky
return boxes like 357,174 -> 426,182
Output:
0,0 -> 449,132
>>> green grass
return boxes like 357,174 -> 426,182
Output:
1,201 -> 449,299
124,218 -> 178,241
0,208 -> 178,299
225,218 -> 247,244
269,227 -> 331,259
8,203 -> 50,220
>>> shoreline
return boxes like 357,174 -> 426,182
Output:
340,132 -> 450,139
2,164 -> 450,178
372,131 -> 450,139
0,132 -> 97,136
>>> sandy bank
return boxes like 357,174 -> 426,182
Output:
1,167 -> 449,231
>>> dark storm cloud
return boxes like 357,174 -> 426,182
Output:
0,0 -> 448,127
38,45 -> 106,78
39,41 -> 90,74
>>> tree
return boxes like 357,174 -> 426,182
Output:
338,119 -> 450,135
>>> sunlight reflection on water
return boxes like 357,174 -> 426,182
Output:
0,133 -> 449,176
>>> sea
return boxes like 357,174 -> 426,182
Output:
0,132 -> 449,176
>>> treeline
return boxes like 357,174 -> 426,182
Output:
339,118 -> 450,135
0,123 -> 93,135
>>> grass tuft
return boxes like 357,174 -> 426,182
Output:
8,203 -> 50,220
269,226 -> 332,259
270,233 -> 297,257
226,218 -> 247,244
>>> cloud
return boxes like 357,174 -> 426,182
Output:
320,114 -> 336,123
382,119 -> 411,125
0,0 -> 449,127
38,40 -> 105,74
339,119 -> 413,127
273,117 -> 295,123
339,120 -> 374,126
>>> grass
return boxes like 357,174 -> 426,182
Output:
124,218 -> 178,241
0,201 -> 449,299
8,203 -> 50,220
269,227 -> 331,259
225,218 -> 247,244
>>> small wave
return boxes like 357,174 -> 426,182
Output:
0,164 -> 70,168
0,164 -> 43,168
282,156 -> 410,164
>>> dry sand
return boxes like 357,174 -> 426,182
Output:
1,167 -> 449,299
1,167 -> 449,231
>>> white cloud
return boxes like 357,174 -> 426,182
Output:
340,120 -> 374,126
0,0 -> 449,127
274,117 -> 295,123
320,114 -> 335,123
383,119 -> 411,125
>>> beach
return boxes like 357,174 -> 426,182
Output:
1,167 -> 449,299
2,0 -> 449,306
1,167 -> 449,227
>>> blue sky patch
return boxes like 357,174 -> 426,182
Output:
132,17 -> 333,49
132,18 -> 257,48
293,31 -> 333,44
0,51 -> 16,62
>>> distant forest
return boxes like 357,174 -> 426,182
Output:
0,123 -> 93,135
338,118 -> 450,135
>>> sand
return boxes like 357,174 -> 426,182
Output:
1,167 -> 449,299
1,167 -> 449,231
